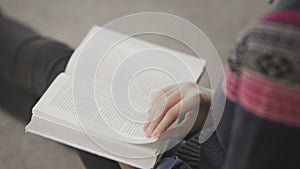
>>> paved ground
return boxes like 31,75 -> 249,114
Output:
0,1 -> 270,169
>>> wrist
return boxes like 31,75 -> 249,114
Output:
191,87 -> 212,133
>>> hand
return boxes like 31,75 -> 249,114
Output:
144,82 -> 212,137
118,163 -> 136,169
144,82 -> 212,138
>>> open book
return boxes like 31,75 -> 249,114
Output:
25,26 -> 206,169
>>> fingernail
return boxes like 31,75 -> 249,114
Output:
151,129 -> 160,138
145,127 -> 152,137
144,123 -> 150,131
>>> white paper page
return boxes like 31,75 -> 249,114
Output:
35,27 -> 206,144
66,27 -> 205,142
66,26 -> 206,80
26,116 -> 157,169
33,73 -> 158,144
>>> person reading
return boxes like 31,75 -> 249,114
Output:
1,0 -> 300,168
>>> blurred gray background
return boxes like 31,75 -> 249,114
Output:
0,0 -> 271,169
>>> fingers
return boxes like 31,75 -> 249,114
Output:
144,85 -> 182,137
144,82 -> 202,138
145,87 -> 183,137
145,84 -> 180,127
146,95 -> 201,138
159,111 -> 196,140
150,95 -> 199,137
150,101 -> 181,137
160,84 -> 178,93
144,86 -> 175,130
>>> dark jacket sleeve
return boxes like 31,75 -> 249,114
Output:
0,13 -> 73,96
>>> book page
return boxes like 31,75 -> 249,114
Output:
27,26 -> 207,167
65,26 -> 206,81
35,27 -> 206,144
33,73 -> 158,144
26,116 -> 158,169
